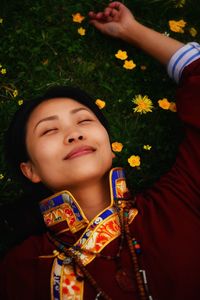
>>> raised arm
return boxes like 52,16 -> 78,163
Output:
89,1 -> 184,65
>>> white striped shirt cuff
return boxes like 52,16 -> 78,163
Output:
167,42 -> 200,83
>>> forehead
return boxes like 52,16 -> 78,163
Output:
28,98 -> 93,122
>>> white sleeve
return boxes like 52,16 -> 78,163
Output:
167,42 -> 200,83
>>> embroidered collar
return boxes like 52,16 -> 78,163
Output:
39,167 -> 132,235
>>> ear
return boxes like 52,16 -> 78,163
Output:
112,151 -> 116,159
20,161 -> 41,183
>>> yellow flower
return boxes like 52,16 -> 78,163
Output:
0,18 -> 3,24
123,60 -> 136,70
169,20 -> 186,33
158,98 -> 171,110
128,155 -> 141,167
13,89 -> 18,97
143,145 -> 152,150
132,95 -> 153,114
189,27 -> 197,37
78,27 -> 86,36
18,99 -> 24,106
72,13 -> 85,23
169,102 -> 177,112
1,68 -> 6,74
0,174 -> 4,180
112,142 -> 123,152
95,99 -> 106,109
115,50 -> 128,60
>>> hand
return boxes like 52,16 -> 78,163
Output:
88,1 -> 136,40
89,1 -> 184,65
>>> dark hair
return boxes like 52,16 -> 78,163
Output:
4,85 -> 109,187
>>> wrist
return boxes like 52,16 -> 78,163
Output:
120,21 -> 143,44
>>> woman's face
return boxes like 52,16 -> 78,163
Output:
21,98 -> 113,192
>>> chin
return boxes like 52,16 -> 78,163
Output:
67,162 -> 111,188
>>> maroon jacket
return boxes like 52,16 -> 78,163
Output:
0,58 -> 200,300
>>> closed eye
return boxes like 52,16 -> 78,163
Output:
41,128 -> 58,136
78,119 -> 93,124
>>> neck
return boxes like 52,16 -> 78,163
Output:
69,173 -> 111,220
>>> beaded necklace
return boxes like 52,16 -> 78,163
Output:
47,199 -> 153,300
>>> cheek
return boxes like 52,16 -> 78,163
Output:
93,124 -> 110,144
96,131 -> 112,160
27,136 -> 60,164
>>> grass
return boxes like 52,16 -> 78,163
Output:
0,0 -> 199,251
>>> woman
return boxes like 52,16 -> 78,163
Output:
1,2 -> 200,300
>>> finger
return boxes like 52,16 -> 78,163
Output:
95,12 -> 105,19
109,8 -> 119,19
104,16 -> 114,22
88,11 -> 105,20
108,1 -> 122,9
88,11 -> 96,19
104,7 -> 113,17
103,7 -> 120,22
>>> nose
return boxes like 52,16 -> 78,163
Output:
64,130 -> 84,144
68,135 -> 83,143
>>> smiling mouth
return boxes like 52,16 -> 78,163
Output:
64,147 -> 96,160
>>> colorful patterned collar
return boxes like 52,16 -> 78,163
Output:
39,167 -> 132,235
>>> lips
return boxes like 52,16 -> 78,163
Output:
64,145 -> 95,160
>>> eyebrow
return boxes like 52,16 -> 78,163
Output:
34,107 -> 90,131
